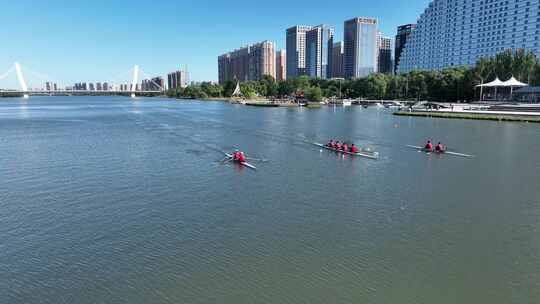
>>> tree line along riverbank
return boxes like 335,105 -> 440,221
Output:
167,48 -> 540,103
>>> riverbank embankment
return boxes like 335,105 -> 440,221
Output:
394,110 -> 540,123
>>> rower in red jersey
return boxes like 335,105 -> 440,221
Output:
424,140 -> 433,152
350,143 -> 359,153
435,142 -> 445,152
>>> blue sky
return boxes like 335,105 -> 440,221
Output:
0,0 -> 430,86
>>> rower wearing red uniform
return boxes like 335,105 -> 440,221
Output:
327,140 -> 334,148
350,144 -> 359,153
435,142 -> 445,152
424,140 -> 433,152
335,141 -> 342,150
342,142 -> 348,152
236,151 -> 246,162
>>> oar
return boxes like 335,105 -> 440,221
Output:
245,157 -> 268,162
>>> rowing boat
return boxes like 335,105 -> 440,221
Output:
225,153 -> 257,170
314,143 -> 379,159
406,145 -> 473,158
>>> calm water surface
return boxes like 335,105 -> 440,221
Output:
1,96 -> 539,303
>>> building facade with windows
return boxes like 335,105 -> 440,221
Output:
397,0 -> 540,74
394,24 -> 416,74
276,50 -> 287,81
168,70 -> 188,89
344,17 -> 379,79
306,25 -> 335,79
218,41 -> 276,84
378,35 -> 394,74
331,42 -> 344,78
286,25 -> 313,78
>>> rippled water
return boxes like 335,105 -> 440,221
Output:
1,96 -> 539,303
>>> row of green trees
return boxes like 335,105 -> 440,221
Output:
167,49 -> 540,102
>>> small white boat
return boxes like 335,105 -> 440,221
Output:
342,100 -> 352,106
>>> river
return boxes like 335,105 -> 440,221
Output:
1,96 -> 539,303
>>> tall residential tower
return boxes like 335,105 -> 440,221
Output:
276,50 -> 286,81
306,25 -> 335,79
286,25 -> 313,78
343,17 -> 379,79
378,35 -> 393,74
394,24 -> 416,74
331,42 -> 344,78
218,41 -> 276,84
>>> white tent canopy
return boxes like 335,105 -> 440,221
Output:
476,76 -> 529,101
502,76 -> 528,87
476,77 -> 504,87
476,76 -> 528,87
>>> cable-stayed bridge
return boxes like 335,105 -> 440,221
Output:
0,62 -> 165,98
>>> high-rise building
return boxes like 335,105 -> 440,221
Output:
248,41 -> 275,81
397,0 -> 540,74
378,35 -> 393,74
168,70 -> 189,89
152,77 -> 164,90
103,82 -> 108,91
177,70 -> 188,88
46,82 -> 51,91
394,24 -> 416,74
306,25 -> 334,79
219,47 -> 249,83
218,54 -> 232,84
286,25 -> 313,78
275,50 -> 286,81
343,17 -> 378,79
168,72 -> 176,90
96,82 -> 102,91
218,41 -> 275,84
89,83 -> 95,91
331,42 -> 344,78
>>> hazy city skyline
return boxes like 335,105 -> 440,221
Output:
0,0 -> 432,85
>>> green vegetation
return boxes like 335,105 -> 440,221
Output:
166,49 -> 540,102
305,86 -> 323,102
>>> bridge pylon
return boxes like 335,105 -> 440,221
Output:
131,65 -> 139,98
14,62 -> 29,99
